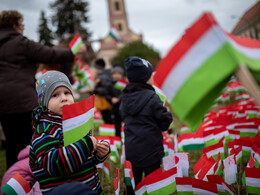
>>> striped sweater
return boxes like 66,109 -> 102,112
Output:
29,106 -> 109,194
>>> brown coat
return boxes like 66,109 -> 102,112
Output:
0,28 -> 75,115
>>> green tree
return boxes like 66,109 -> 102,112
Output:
38,11 -> 54,47
50,0 -> 90,41
111,41 -> 161,70
49,0 -> 95,63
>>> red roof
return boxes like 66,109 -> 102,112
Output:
231,1 -> 260,34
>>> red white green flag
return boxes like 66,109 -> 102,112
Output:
206,175 -> 234,195
223,154 -> 237,185
252,143 -> 260,168
245,167 -> 260,194
99,124 -> 116,136
104,162 -> 110,181
194,154 -> 216,181
62,95 -> 95,146
109,25 -> 122,44
176,177 -> 193,195
154,12 -> 260,130
114,79 -> 128,90
135,179 -> 147,195
230,145 -> 242,164
203,137 -> 224,160
145,166 -> 177,195
124,160 -> 135,191
192,178 -> 218,195
1,173 -> 31,195
114,168 -> 120,195
177,132 -> 205,151
175,153 -> 189,177
69,33 -> 83,54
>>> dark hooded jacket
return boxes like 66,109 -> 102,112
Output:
120,83 -> 173,167
0,28 -> 74,115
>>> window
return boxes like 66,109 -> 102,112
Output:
115,1 -> 120,11
118,23 -> 122,31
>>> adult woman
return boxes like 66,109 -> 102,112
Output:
0,10 -> 85,168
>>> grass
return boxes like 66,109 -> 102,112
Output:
0,141 -> 6,186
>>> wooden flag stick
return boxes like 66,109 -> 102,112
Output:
235,65 -> 260,106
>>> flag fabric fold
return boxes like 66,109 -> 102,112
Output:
154,12 -> 260,130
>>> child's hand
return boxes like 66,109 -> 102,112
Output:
96,141 -> 110,158
90,136 -> 97,151
111,97 -> 119,104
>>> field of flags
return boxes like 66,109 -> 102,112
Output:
93,83 -> 260,194
26,10 -> 260,195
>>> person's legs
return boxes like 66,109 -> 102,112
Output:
101,110 -> 112,124
0,112 -> 33,168
113,112 -> 122,137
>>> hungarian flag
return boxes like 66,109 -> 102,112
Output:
135,179 -> 147,195
104,162 -> 110,181
180,124 -> 191,134
247,154 -> 256,168
154,12 -> 260,130
252,143 -> 260,168
223,154 -> 237,185
145,167 -> 177,195
94,109 -> 104,126
99,124 -> 116,136
206,175 -> 234,195
192,178 -> 218,195
69,33 -> 83,54
233,124 -> 258,138
109,25 -> 122,44
203,137 -> 224,160
163,154 -> 179,171
213,152 -> 223,176
114,79 -> 128,90
121,127 -> 125,143
177,132 -> 204,151
176,153 -> 189,177
194,155 -> 216,181
114,168 -> 120,195
62,95 -> 95,146
245,167 -> 260,194
124,160 -> 135,191
176,177 -> 193,195
109,139 -> 119,163
1,173 -> 31,195
230,145 -> 242,164
120,144 -> 125,169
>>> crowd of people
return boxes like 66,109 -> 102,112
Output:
0,10 -> 173,195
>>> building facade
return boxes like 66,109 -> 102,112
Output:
231,1 -> 260,40
97,0 -> 142,67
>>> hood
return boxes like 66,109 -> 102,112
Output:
17,147 -> 30,161
32,106 -> 62,131
120,83 -> 155,115
0,28 -> 20,46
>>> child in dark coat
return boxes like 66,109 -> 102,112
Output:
119,56 -> 173,193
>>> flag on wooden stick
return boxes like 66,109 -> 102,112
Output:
69,33 -> 83,54
62,95 -> 95,146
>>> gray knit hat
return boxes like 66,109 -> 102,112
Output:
37,71 -> 73,107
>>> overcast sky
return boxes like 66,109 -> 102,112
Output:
1,0 -> 258,57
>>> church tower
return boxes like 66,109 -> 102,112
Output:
97,0 -> 142,67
